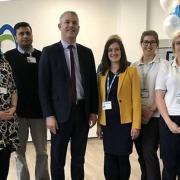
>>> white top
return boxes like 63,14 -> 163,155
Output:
132,55 -> 167,117
155,58 -> 180,115
61,40 -> 84,99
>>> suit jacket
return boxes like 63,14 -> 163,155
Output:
98,66 -> 141,129
39,42 -> 98,123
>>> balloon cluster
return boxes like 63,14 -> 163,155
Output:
161,0 -> 180,37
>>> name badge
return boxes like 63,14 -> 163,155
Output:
176,92 -> 180,104
27,57 -> 37,63
141,89 -> 149,98
0,87 -> 7,94
102,101 -> 112,110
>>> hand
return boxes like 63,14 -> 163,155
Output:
167,121 -> 180,134
150,104 -> 157,112
0,107 -> 16,121
131,128 -> 140,140
5,107 -> 16,116
0,111 -> 13,120
89,113 -> 97,128
96,123 -> 103,140
46,116 -> 59,134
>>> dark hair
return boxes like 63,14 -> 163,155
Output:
14,22 -> 32,34
140,30 -> 159,47
101,35 -> 128,75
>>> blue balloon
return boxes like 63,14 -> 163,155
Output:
172,5 -> 180,18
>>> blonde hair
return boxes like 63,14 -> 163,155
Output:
172,32 -> 180,52
108,34 -> 122,41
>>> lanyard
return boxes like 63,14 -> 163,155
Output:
106,73 -> 117,100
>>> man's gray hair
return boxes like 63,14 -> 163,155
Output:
59,11 -> 79,22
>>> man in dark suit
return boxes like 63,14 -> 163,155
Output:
39,11 -> 98,180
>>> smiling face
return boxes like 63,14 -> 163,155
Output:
58,12 -> 79,44
141,35 -> 158,57
108,42 -> 121,64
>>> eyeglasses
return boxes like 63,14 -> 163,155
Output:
142,40 -> 157,46
175,41 -> 180,46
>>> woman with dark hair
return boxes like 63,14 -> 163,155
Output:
0,50 -> 19,180
156,32 -> 180,180
97,35 -> 141,180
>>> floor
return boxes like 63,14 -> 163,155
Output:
8,138 -> 162,180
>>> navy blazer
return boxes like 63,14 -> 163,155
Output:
39,42 -> 98,123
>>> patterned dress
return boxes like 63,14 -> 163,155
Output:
0,58 -> 19,152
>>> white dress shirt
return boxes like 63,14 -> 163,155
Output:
61,40 -> 84,100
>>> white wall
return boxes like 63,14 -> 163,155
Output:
116,0 -> 170,62
147,0 -> 168,39
0,0 -> 169,62
0,0 -> 119,66
117,0 -> 148,61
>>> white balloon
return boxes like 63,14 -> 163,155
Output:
163,14 -> 180,37
160,0 -> 180,13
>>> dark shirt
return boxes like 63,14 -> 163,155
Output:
4,48 -> 42,118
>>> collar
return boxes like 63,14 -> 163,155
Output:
17,45 -> 34,54
137,55 -> 160,66
60,40 -> 77,50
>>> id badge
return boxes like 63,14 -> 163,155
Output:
102,101 -> 112,110
27,57 -> 37,63
0,87 -> 7,94
176,92 -> 180,104
141,89 -> 149,98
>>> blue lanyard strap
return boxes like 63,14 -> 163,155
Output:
106,73 -> 117,100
